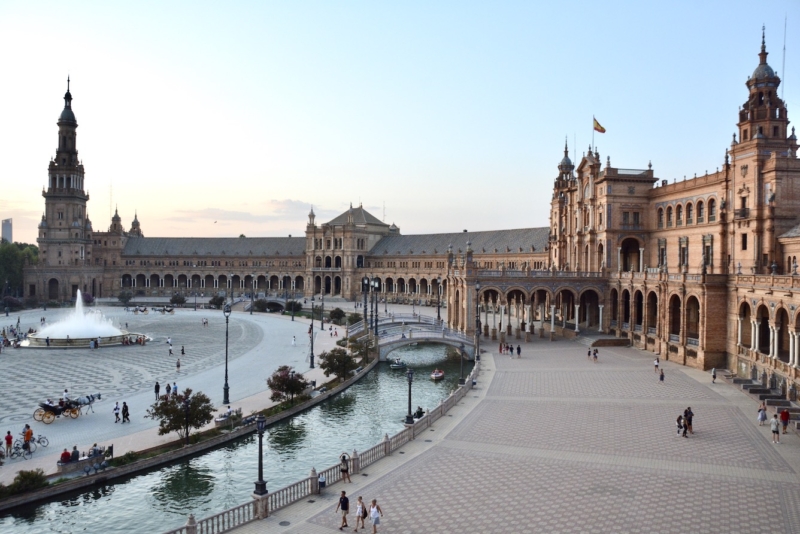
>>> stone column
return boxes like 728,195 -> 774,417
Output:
491,304 -> 497,340
789,332 -> 795,367
539,304 -> 545,338
737,317 -> 743,346
617,247 -> 622,272
639,248 -> 644,272
499,305 -> 506,343
550,304 -> 556,341
752,321 -> 759,351
598,305 -> 604,332
574,304 -> 580,332
793,332 -> 800,368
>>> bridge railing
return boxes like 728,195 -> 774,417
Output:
350,313 -> 439,337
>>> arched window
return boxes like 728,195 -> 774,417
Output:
666,207 -> 673,227
657,208 -> 664,229
686,203 -> 693,224
676,205 -> 683,225
697,201 -> 705,222
709,199 -> 717,221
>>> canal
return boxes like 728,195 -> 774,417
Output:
1,343 -> 473,534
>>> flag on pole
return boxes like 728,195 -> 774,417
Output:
593,117 -> 606,133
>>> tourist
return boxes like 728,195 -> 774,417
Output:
122,402 -> 130,423
499,342 -> 503,354
516,345 -> 521,358
659,369 -> 665,383
169,346 -> 173,356
176,359 -> 181,372
369,499 -> 383,533
60,448 -> 71,463
181,346 -> 185,355
292,336 -> 296,346
654,357 -> 659,373
587,348 -> 591,361
172,382 -> 178,396
593,349 -> 598,363
771,414 -> 781,443
64,388 -> 70,400
155,381 -> 161,400
354,496 -> 366,531
781,408 -> 791,434
4,431 -> 11,457
681,415 -> 688,438
70,446 -> 79,462
24,424 -> 33,449
676,414 -> 683,436
167,336 -> 172,345
684,407 -> 694,434
166,383 -> 172,396
711,368 -> 716,383
336,490 -> 350,530
340,453 -> 351,483
758,403 -> 768,426
113,402 -> 121,423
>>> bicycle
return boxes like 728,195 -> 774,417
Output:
33,434 -> 49,448
9,442 -> 32,460
14,438 -> 36,454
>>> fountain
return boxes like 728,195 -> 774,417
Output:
26,290 -> 132,348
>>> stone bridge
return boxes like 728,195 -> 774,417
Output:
349,316 -> 475,360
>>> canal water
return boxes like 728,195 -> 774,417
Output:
1,343 -> 473,534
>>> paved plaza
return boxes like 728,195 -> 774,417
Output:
229,338 -> 800,534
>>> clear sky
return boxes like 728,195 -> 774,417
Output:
1,1 -> 798,245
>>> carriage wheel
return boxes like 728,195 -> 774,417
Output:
34,408 -> 45,421
42,412 -> 55,424
69,408 -> 80,419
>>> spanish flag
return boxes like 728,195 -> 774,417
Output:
593,117 -> 606,133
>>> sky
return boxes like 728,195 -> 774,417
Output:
1,1 -> 799,245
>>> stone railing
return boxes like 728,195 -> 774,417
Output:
349,313 -> 438,336
164,362 -> 480,534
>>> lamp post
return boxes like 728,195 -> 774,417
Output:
223,304 -> 231,405
320,293 -> 325,331
459,343 -> 466,386
250,275 -> 255,315
372,278 -> 379,337
436,276 -> 442,323
183,397 -> 191,446
474,281 -> 481,362
309,295 -> 315,369
290,281 -> 295,321
404,368 -> 415,424
192,264 -> 197,311
253,414 -> 268,495
362,276 -> 368,329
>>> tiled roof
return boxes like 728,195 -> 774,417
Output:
780,223 -> 800,239
369,228 -> 550,256
327,206 -> 387,226
122,237 -> 306,257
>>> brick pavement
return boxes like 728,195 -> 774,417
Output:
228,335 -> 800,534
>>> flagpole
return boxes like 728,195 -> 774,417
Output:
592,116 -> 595,152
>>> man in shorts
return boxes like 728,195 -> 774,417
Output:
335,490 -> 349,530
780,408 -> 791,434
771,413 -> 781,443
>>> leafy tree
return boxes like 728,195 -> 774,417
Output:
286,300 -> 303,313
239,234 -> 246,238
170,294 -> 187,306
117,291 -> 133,305
145,388 -> 215,441
266,365 -> 309,405
329,307 -> 345,324
253,298 -> 268,312
318,348 -> 359,383
348,336 -> 373,365
347,313 -> 362,326
208,295 -> 225,309
0,241 -> 37,298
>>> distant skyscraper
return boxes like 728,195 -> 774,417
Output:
1,218 -> 11,243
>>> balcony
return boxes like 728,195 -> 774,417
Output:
620,223 -> 644,231
734,208 -> 750,220
311,267 -> 342,272
669,334 -> 680,343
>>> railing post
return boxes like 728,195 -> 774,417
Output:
252,492 -> 269,519
184,514 -> 197,534
310,467 -> 319,494
351,449 -> 360,475
383,433 -> 391,455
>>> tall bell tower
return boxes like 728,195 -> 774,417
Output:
39,78 -> 93,268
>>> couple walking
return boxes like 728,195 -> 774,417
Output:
336,491 -> 384,533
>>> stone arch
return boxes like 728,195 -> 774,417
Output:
667,206 -> 674,226
419,278 -> 429,296
256,275 -> 267,292
579,288 -> 601,329
204,274 -> 214,290
177,274 -> 188,290
324,275 -> 332,294
164,274 -> 175,289
408,278 -> 417,294
192,274 -> 203,289
269,275 -> 279,290
121,274 -> 133,288
315,256 -> 322,268
668,294 -> 681,337
314,275 -> 322,295
325,256 -> 332,268
775,307 -> 790,362
48,278 -> 60,300
397,278 -> 406,294
621,289 -> 631,326
620,237 -> 642,272
335,256 -> 342,268
739,300 -> 752,348
676,203 -> 684,225
646,291 -> 658,334
135,273 -> 147,288
686,202 -> 694,224
633,290 -> 644,329
385,277 -> 394,293
356,255 -> 364,268
685,295 -> 700,341
218,274 -> 229,292
334,276 -> 342,295
609,288 -> 619,322
756,304 -> 770,354
697,200 -> 705,222
294,276 -> 304,291
555,288 -> 577,326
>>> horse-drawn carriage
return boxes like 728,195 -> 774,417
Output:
33,393 -> 101,424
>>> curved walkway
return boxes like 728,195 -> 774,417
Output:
228,338 -> 800,533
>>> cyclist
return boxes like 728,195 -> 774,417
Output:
23,424 -> 33,451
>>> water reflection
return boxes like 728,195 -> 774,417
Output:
267,419 -> 307,454
151,463 -> 215,510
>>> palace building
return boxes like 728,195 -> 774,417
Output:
24,32 -> 800,393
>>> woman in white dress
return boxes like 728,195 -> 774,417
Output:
353,496 -> 366,531
369,499 -> 383,534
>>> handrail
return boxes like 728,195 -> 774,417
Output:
268,477 -> 315,513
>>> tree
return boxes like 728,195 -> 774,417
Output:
266,365 -> 309,405
239,234 -> 246,238
253,298 -> 268,312
286,300 -> 302,313
329,307 -> 346,324
0,241 -> 38,298
348,336 -> 373,365
118,291 -> 133,305
170,294 -> 186,306
318,348 -> 359,383
347,313 -> 362,326
208,295 -> 225,309
145,388 -> 215,441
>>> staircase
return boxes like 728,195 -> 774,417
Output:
725,372 -> 800,428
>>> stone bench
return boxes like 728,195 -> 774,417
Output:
214,408 -> 243,428
57,452 -> 107,474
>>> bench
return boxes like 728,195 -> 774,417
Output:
214,408 -> 243,428
57,445 -> 111,474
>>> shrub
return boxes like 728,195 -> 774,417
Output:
208,295 -> 225,309
9,469 -> 48,494
170,294 -> 186,306
329,307 -> 346,324
347,313 -> 362,325
253,299 -> 268,312
286,300 -> 303,313
2,296 -> 22,310
82,292 -> 94,305
110,451 -> 139,467
117,291 -> 133,305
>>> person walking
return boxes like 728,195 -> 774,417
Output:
771,414 -> 781,443
659,369 -> 665,383
654,357 -> 659,373
587,348 -> 592,361
780,408 -> 791,434
340,453 -> 352,483
593,349 -> 598,363
369,499 -> 383,534
711,367 -> 717,383
354,496 -> 366,532
676,414 -> 683,437
121,402 -> 130,423
292,336 -> 296,346
176,358 -> 181,372
684,407 -> 694,434
758,403 -> 768,426
681,415 -> 689,438
166,382 -> 172,396
336,490 -> 350,530
172,382 -> 178,396
155,381 -> 160,400
181,345 -> 185,355
169,346 -> 173,357
113,402 -> 121,423
516,345 -> 521,358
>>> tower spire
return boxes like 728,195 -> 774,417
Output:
759,25 -> 769,65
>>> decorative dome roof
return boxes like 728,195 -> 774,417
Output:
59,77 -> 76,122
557,139 -> 574,174
752,26 -> 777,80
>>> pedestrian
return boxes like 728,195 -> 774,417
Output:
122,402 -> 130,423
166,336 -> 172,345
4,430 -> 11,457
516,345 -> 521,358
154,381 -> 160,400
340,453 -> 351,483
335,490 -> 349,530
758,403 -> 768,426
354,496 -> 366,531
166,382 -> 172,396
681,416 -> 689,438
113,402 -> 121,423
173,382 -> 178,396
659,369 -> 665,383
369,499 -> 383,534
780,408 -> 790,434
771,414 -> 781,443
292,336 -> 296,346
587,349 -> 592,361
169,346 -> 173,356
181,345 -> 185,355
23,424 -> 33,450
684,407 -> 694,434
499,342 -> 503,354
654,357 -> 659,373
593,349 -> 598,363
676,414 -> 683,436
711,367 -> 717,383
176,358 -> 181,372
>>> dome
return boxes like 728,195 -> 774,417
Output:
752,62 -> 775,79
59,105 -> 76,122
560,154 -> 572,167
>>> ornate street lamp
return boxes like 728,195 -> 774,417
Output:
436,275 -> 442,322
459,343 -> 466,386
475,281 -> 481,362
250,274 -> 255,315
372,277 -> 379,337
362,276 -> 369,329
320,292 -> 325,331
309,295 -> 315,369
405,369 -> 415,424
253,414 -> 268,496
223,304 -> 231,405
